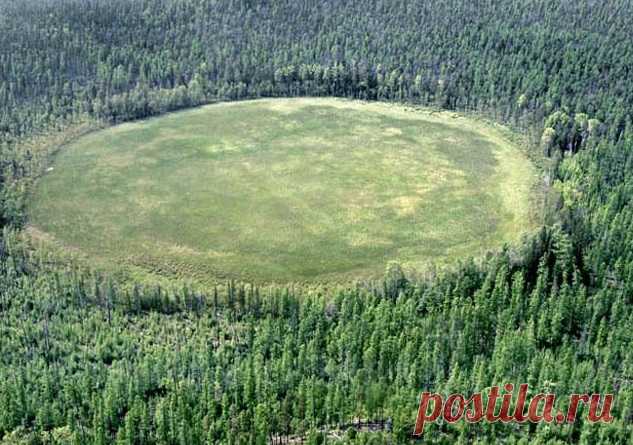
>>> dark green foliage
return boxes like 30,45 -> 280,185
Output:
1,0 -> 633,443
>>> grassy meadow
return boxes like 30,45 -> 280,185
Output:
29,98 -> 538,283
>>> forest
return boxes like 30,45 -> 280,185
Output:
1,0 -> 633,443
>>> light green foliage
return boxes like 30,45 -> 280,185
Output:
2,0 -> 633,443
30,98 -> 537,283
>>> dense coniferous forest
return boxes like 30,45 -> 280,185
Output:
1,0 -> 633,443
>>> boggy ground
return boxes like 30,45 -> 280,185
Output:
29,98 -> 538,283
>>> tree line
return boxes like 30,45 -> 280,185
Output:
1,0 -> 633,443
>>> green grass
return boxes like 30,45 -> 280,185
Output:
29,98 -> 538,283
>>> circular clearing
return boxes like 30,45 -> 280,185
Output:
30,98 -> 537,282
